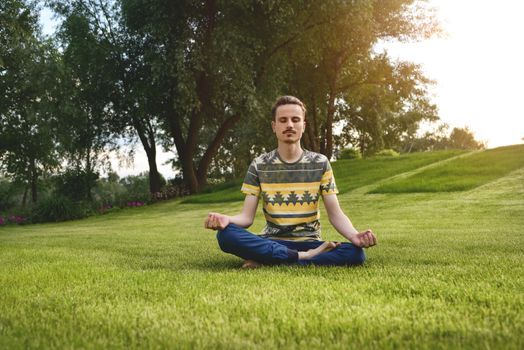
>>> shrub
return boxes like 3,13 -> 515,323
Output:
54,168 -> 99,201
339,148 -> 362,160
8,215 -> 28,224
91,178 -> 127,205
0,180 -> 15,211
32,196 -> 90,223
375,149 -> 400,157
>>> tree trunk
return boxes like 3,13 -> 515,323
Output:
30,158 -> 37,203
324,54 -> 343,160
133,115 -> 162,193
307,95 -> 319,152
22,186 -> 28,207
147,156 -> 162,193
325,91 -> 336,160
320,125 -> 326,155
85,148 -> 92,200
196,113 -> 241,187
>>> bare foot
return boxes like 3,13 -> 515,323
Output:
298,241 -> 341,260
242,260 -> 262,269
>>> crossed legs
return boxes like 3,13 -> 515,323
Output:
216,224 -> 366,267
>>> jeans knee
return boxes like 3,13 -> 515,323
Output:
216,225 -> 236,253
341,244 -> 366,265
352,247 -> 366,265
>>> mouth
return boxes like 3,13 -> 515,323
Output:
284,131 -> 296,135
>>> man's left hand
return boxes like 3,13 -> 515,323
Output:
349,230 -> 377,248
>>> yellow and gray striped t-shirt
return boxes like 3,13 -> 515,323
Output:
241,149 -> 338,241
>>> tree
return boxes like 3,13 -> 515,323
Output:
286,0 -> 440,158
44,0 -> 442,192
0,0 -> 62,203
400,123 -> 485,152
121,0 -> 339,192
49,0 -> 166,194
448,127 -> 485,150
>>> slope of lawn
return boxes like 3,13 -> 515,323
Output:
183,149 -> 466,204
370,144 -> 524,193
182,179 -> 243,204
332,149 -> 467,193
1,148 -> 523,349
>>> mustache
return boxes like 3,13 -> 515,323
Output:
283,130 -> 296,134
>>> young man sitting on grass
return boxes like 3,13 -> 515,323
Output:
204,95 -> 377,267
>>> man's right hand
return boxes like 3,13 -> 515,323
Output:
204,212 -> 230,230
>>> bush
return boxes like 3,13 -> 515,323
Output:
0,180 -> 15,211
375,149 -> 400,157
91,179 -> 127,205
54,168 -> 99,201
32,196 -> 90,223
339,148 -> 362,160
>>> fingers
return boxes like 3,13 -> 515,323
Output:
205,213 -> 227,230
370,231 -> 377,246
205,213 -> 218,230
358,229 -> 377,248
362,231 -> 371,247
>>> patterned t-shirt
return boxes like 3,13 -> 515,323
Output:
241,149 -> 338,241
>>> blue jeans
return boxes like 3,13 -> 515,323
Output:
216,224 -> 366,266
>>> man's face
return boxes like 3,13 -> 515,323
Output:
271,104 -> 306,145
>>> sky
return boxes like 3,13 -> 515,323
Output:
40,1 -> 524,178
380,0 -> 524,148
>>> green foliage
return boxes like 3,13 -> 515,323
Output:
1,158 -> 523,349
54,168 -> 99,201
338,148 -> 362,160
374,149 -> 400,157
91,176 -> 127,206
112,173 -> 153,206
401,124 -> 486,152
0,0 -> 62,202
3,0 -> 442,195
0,180 -> 15,211
371,144 -> 524,193
119,173 -> 150,196
31,196 -> 90,223
448,127 -> 486,150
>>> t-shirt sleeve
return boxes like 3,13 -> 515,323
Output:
241,160 -> 261,196
320,159 -> 339,195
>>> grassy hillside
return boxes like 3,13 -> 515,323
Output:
1,146 -> 523,349
332,149 -> 466,193
371,144 -> 524,193
183,149 -> 466,204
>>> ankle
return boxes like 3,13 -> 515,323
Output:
298,251 -> 311,260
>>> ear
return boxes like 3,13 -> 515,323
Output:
271,120 -> 276,133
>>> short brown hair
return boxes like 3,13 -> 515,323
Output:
271,95 -> 306,121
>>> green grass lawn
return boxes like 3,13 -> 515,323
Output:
332,149 -> 467,193
1,146 -> 523,349
371,144 -> 524,193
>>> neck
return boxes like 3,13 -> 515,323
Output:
277,142 -> 303,163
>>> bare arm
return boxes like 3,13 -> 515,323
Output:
204,195 -> 259,230
322,194 -> 377,248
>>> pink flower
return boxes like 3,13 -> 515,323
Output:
8,215 -> 26,224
